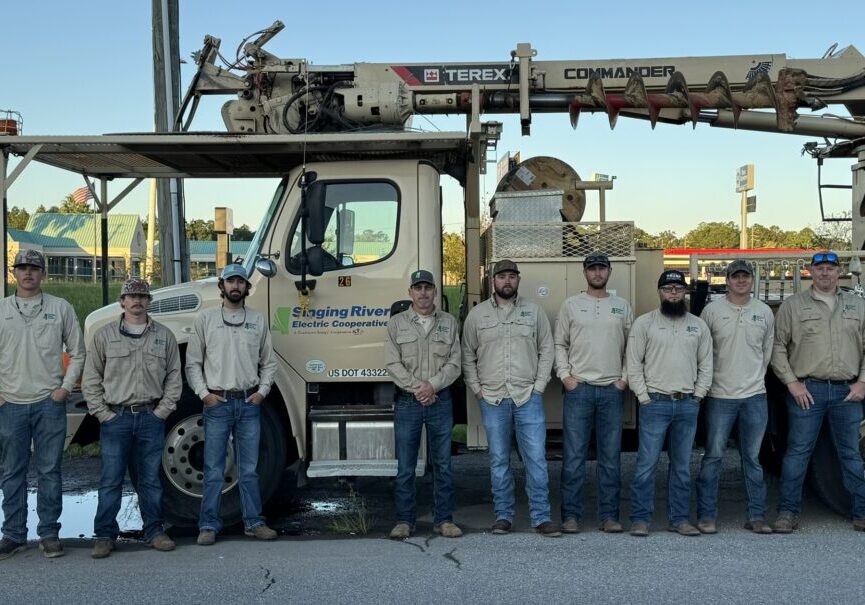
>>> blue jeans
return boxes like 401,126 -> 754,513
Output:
629,395 -> 700,525
696,394 -> 768,521
93,407 -> 166,542
779,380 -> 865,518
199,397 -> 264,532
561,383 -> 624,522
480,393 -> 552,527
0,396 -> 66,542
394,389 -> 454,525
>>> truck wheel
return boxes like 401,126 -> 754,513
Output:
160,390 -> 288,528
806,421 -> 865,517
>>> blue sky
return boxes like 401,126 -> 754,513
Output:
3,0 -> 862,236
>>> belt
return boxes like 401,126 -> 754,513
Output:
396,388 -> 415,398
209,386 -> 259,399
109,401 -> 157,414
800,377 -> 855,385
648,391 -> 692,401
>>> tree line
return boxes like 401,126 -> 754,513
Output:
634,220 -> 851,251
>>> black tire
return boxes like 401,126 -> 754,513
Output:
160,389 -> 288,528
806,422 -> 865,517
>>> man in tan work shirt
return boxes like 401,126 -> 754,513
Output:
385,269 -> 462,540
186,263 -> 277,546
554,252 -> 632,534
83,278 -> 181,558
627,269 -> 713,538
696,260 -> 774,535
0,249 -> 84,561
771,251 -> 865,533
462,259 -> 560,537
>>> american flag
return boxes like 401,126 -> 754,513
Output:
72,186 -> 94,205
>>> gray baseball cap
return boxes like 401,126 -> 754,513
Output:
13,249 -> 45,270
220,263 -> 248,281
410,269 -> 435,287
725,259 -> 753,277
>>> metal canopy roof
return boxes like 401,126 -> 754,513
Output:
0,131 -> 470,179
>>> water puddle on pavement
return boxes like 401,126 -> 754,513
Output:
0,490 -> 143,540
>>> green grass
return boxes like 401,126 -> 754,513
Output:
41,282 -> 124,329
328,488 -> 375,535
452,423 -> 467,445
442,284 -> 464,319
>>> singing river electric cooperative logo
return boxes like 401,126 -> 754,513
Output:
271,305 -> 391,335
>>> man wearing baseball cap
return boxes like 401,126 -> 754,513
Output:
462,259 -> 560,536
83,278 -> 181,558
384,269 -> 462,539
554,252 -> 632,534
186,263 -> 278,545
696,260 -> 774,534
0,249 -> 85,560
627,269 -> 712,537
771,251 -> 865,533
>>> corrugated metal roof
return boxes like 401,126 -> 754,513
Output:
25,213 -> 142,249
6,228 -> 40,244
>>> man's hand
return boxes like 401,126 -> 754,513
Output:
50,388 -> 69,402
203,393 -> 226,407
844,381 -> 865,402
414,381 -> 436,406
246,392 -> 264,405
102,412 -> 117,423
788,381 -> 814,410
562,376 -> 579,391
613,379 -> 627,391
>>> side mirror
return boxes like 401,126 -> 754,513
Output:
306,181 -> 327,245
255,258 -> 277,278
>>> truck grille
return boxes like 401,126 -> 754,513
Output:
150,294 -> 200,315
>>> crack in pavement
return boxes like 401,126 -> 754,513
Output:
259,565 -> 276,594
443,547 -> 461,570
400,539 -> 426,553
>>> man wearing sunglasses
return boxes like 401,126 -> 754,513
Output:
186,263 -> 278,545
696,260 -> 774,535
627,270 -> 713,537
83,278 -> 181,558
771,251 -> 865,533
385,270 -> 462,540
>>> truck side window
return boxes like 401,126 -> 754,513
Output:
287,181 -> 399,274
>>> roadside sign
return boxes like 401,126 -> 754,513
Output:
746,195 -> 756,213
736,164 -> 755,192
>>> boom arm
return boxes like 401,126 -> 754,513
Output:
180,21 -> 865,142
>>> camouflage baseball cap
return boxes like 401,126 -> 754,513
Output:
13,249 -> 45,270
120,278 -> 151,298
492,259 -> 520,276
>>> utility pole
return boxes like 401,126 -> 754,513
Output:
736,164 -> 755,249
152,0 -> 188,285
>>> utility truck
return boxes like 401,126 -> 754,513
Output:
3,22 -> 865,525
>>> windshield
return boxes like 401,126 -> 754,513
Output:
240,178 -> 289,275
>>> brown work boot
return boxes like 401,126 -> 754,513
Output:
39,537 -> 65,558
561,517 -> 581,534
389,522 -> 413,540
744,519 -> 773,534
697,519 -> 717,534
854,518 -> 865,532
91,538 -> 115,559
491,519 -> 512,535
534,521 -> 562,537
150,532 -> 176,552
629,522 -> 650,537
434,521 -> 463,538
0,537 -> 27,561
772,512 -> 798,534
668,522 -> 701,537
197,530 -> 216,546
245,524 -> 278,541
599,519 -> 624,533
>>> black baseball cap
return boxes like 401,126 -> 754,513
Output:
493,259 -> 520,276
583,252 -> 611,269
410,269 -> 435,286
658,270 -> 687,288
